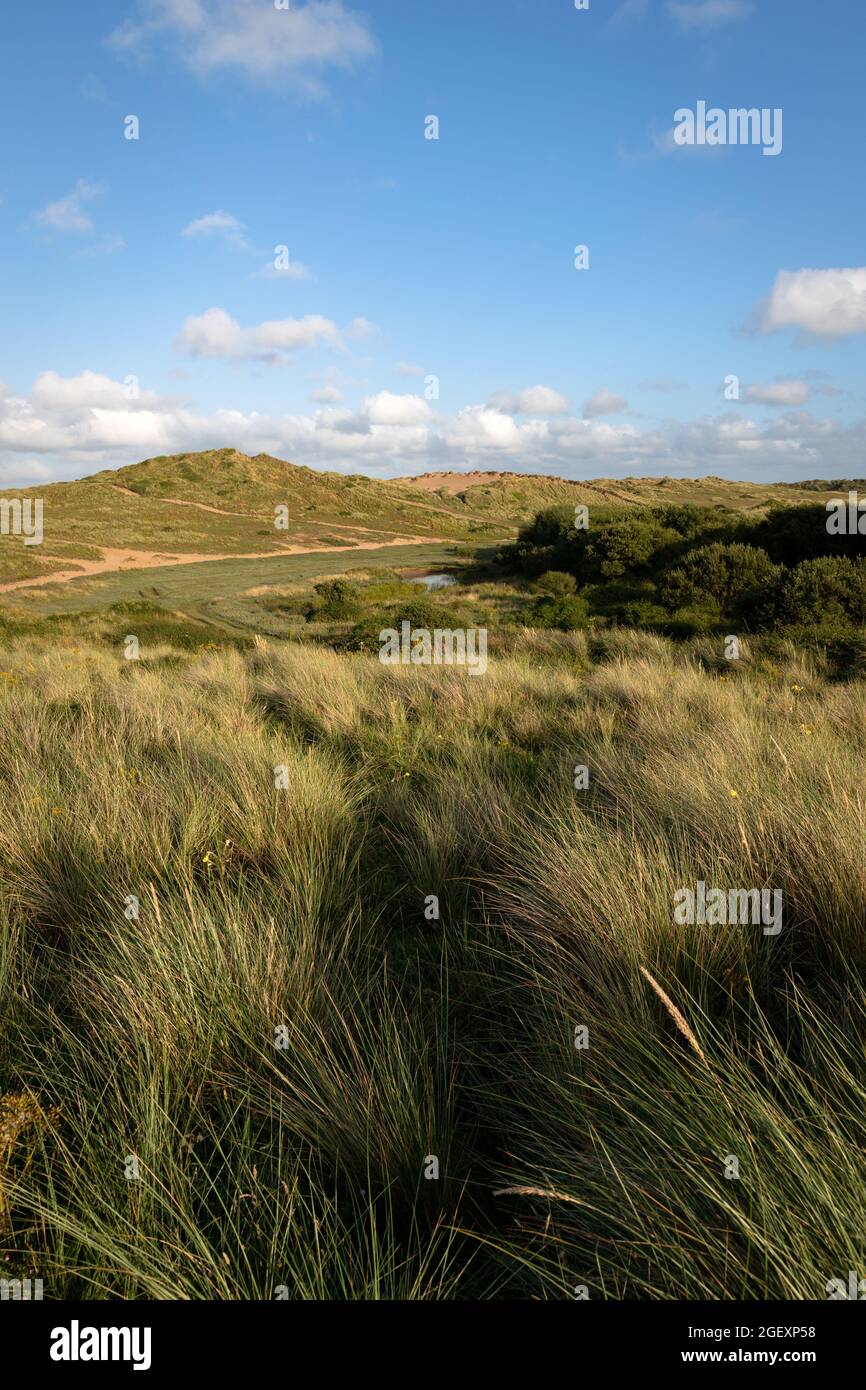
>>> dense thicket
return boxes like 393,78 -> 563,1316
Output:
500,502 -> 866,641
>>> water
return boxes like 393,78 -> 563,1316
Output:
411,572 -> 457,591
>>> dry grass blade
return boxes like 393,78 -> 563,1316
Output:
639,965 -> 707,1064
493,1186 -> 586,1206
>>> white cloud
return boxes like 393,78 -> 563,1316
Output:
32,179 -> 102,234
361,391 -> 431,426
309,384 -> 344,404
174,307 -> 346,361
755,268 -> 866,338
667,0 -> 751,29
182,215 -> 314,278
183,210 -> 249,249
31,371 -> 181,413
2,371 -> 864,487
394,361 -> 425,378
744,380 -> 811,406
488,385 -> 569,415
583,389 -> 628,418
446,406 -> 533,453
108,0 -> 377,94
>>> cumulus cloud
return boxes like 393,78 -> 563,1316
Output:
31,371 -> 182,413
754,268 -> 866,338
361,391 -> 432,426
32,179 -> 102,234
487,385 -> 569,415
108,0 -> 377,95
2,371 -> 864,487
667,0 -> 751,29
450,406 -> 521,447
583,389 -> 628,418
744,380 -> 811,406
174,307 -> 347,362
182,210 -> 250,249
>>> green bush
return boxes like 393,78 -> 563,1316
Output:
660,605 -> 723,639
530,594 -> 589,631
660,544 -> 778,612
338,613 -> 390,654
311,579 -> 363,621
608,599 -> 671,629
533,570 -> 577,598
777,556 -> 866,626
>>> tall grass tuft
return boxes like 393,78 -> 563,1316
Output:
1,635 -> 864,1297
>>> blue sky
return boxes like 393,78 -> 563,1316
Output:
1,0 -> 865,485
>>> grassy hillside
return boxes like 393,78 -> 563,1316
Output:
0,449 -> 505,589
396,468 -> 866,519
1,630 -> 864,1298
0,448 -> 862,591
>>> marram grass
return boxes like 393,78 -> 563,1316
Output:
0,632 -> 864,1298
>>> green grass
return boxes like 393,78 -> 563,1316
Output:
0,544 -> 461,621
1,628 -> 865,1298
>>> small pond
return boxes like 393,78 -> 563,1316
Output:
405,572 -> 458,592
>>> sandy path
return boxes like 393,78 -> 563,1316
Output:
0,535 -> 451,595
110,485 -> 255,519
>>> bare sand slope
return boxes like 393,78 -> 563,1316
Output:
397,472 -> 505,494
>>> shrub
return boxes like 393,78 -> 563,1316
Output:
776,556 -> 866,626
312,578 -> 362,621
530,594 -> 589,631
660,544 -> 778,612
608,600 -> 671,629
338,613 -> 390,654
533,570 -> 577,598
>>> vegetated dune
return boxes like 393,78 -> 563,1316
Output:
1,448 -> 860,590
1,627 -> 864,1298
